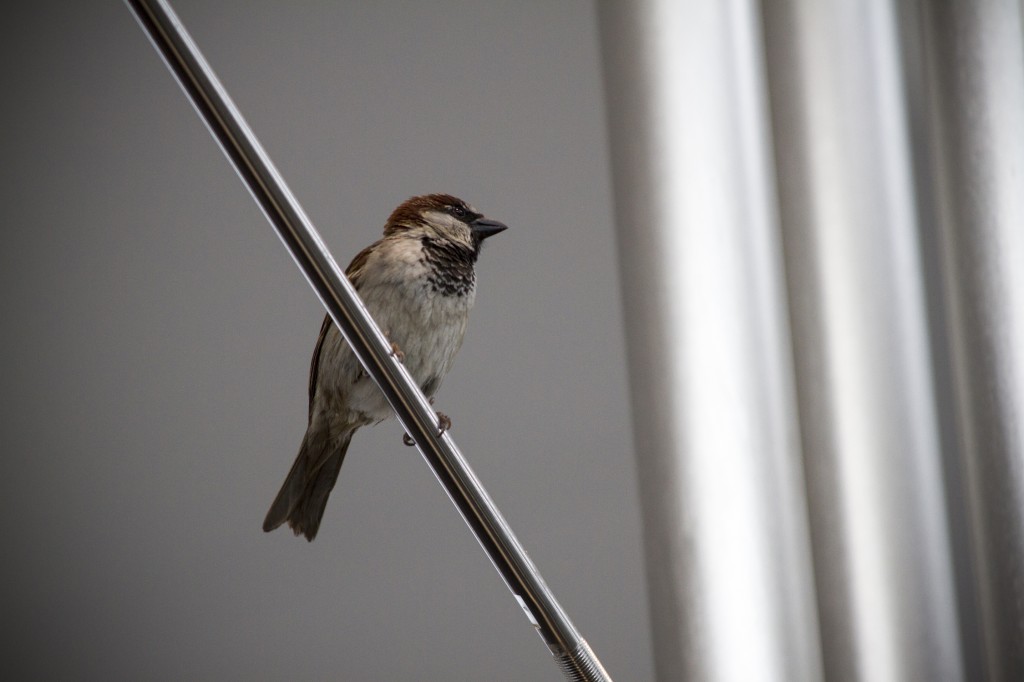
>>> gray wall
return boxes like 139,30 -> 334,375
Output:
1,2 -> 651,680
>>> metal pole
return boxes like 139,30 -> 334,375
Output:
916,1 -> 1024,679
123,1 -> 611,679
597,1 -> 822,680
761,0 -> 964,679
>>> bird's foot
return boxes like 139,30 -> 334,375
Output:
401,412 -> 452,447
436,412 -> 451,436
390,341 -> 405,363
383,330 -> 405,362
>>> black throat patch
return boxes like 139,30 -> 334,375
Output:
421,236 -> 478,297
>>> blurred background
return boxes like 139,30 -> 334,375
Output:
3,1 -> 1023,681
2,2 -> 647,680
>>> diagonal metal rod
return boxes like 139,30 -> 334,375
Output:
124,1 -> 611,679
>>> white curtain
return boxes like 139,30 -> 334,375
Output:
597,0 -> 1024,679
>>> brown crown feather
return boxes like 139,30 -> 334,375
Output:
383,193 -> 471,235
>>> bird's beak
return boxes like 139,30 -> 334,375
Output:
470,217 -> 508,241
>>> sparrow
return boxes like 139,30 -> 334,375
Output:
262,193 -> 507,541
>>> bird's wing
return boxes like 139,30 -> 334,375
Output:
306,240 -> 380,422
344,240 -> 375,286
308,313 -> 333,423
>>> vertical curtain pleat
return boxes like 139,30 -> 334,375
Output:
598,0 -> 1024,679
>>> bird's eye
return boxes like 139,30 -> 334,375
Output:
450,205 -> 467,218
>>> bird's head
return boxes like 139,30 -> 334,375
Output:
384,193 -> 507,251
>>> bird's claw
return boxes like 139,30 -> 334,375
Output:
390,341 -> 405,363
401,412 -> 452,446
436,412 -> 451,436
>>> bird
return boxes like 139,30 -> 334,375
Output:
262,193 -> 507,541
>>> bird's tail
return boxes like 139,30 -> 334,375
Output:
262,423 -> 354,541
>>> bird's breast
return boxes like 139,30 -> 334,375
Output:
357,260 -> 474,394
314,236 -> 479,425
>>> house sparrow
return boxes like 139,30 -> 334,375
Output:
262,194 -> 507,541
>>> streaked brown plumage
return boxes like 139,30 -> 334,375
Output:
262,194 -> 507,540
